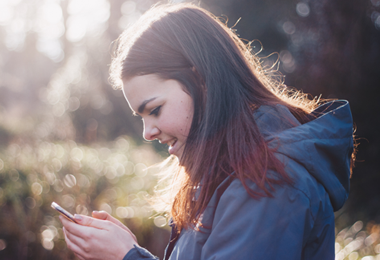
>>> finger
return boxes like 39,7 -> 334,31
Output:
63,226 -> 86,247
92,211 -> 137,241
75,253 -> 86,260
92,210 -> 109,220
92,211 -> 126,229
60,216 -> 84,236
92,211 -> 124,227
63,227 -> 87,260
60,215 -> 78,229
61,215 -> 105,240
85,213 -> 138,245
73,214 -> 109,230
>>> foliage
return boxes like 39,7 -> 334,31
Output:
0,137 -> 169,259
335,221 -> 380,260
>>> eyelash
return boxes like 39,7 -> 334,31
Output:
149,106 -> 161,116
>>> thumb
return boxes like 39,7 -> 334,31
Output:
92,211 -> 126,230
73,214 -> 107,229
92,210 -> 110,220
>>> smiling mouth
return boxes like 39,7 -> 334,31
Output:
169,139 -> 177,148
168,139 -> 177,154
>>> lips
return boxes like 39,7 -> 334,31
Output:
168,139 -> 177,155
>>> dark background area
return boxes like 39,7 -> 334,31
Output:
202,0 -> 380,224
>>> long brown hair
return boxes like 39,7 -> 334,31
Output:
110,3 -> 320,231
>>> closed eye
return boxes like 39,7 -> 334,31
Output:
149,106 -> 161,116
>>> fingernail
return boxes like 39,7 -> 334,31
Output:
74,214 -> 82,221
93,210 -> 99,214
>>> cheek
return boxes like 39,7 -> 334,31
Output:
180,111 -> 193,136
167,113 -> 191,137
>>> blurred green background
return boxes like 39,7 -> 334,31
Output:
0,0 -> 379,259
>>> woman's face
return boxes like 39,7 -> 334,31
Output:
123,74 -> 193,160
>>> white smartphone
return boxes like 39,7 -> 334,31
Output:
51,202 -> 78,224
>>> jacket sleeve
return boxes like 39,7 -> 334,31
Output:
200,179 -> 314,260
123,245 -> 159,260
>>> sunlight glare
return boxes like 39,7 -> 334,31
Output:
66,0 -> 110,42
0,5 -> 14,25
66,16 -> 87,42
5,19 -> 25,51
40,2 -> 62,23
121,1 -> 136,15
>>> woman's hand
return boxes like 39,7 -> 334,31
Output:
60,213 -> 138,260
91,210 -> 138,244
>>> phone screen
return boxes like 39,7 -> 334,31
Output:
51,202 -> 78,223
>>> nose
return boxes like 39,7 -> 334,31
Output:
143,120 -> 160,141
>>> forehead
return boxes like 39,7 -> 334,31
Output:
123,74 -> 163,98
123,74 -> 181,115
123,74 -> 161,106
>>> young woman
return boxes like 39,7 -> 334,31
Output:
59,3 -> 355,260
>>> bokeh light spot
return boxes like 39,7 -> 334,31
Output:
0,5 -> 13,26
66,16 -> 86,42
371,0 -> 380,7
130,176 -> 144,191
125,207 -> 134,218
116,137 -> 129,151
68,97 -> 80,111
39,2 -> 63,23
53,179 -> 64,192
376,16 -> 380,30
280,50 -> 296,73
26,197 -> 36,209
283,21 -> 296,35
63,174 -> 77,188
32,182 -> 43,195
99,203 -> 112,214
0,239 -> 6,251
105,166 -> 117,180
154,216 -> 167,227
42,229 -> 54,241
71,147 -> 84,161
76,204 -> 88,215
10,169 -> 19,182
42,239 -> 54,250
374,243 -> 380,254
121,1 -> 136,15
115,163 -> 125,176
361,256 -> 375,260
134,163 -> 147,177
124,161 -> 134,175
348,252 -> 358,260
116,207 -> 128,218
50,159 -> 62,174
26,231 -> 36,242
296,2 -> 310,17
62,194 -> 76,208
352,221 -> 363,233
78,174 -> 90,188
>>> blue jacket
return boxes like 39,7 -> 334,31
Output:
124,100 -> 353,260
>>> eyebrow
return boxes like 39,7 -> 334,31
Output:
138,97 -> 157,114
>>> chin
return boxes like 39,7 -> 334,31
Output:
176,154 -> 184,166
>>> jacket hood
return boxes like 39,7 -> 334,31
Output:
254,100 -> 353,211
